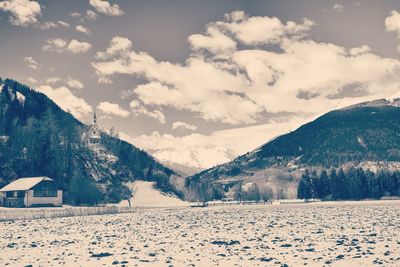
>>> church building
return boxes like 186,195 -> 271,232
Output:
87,112 -> 101,151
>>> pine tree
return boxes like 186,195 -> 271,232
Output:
298,169 -> 312,199
316,169 -> 330,199
335,168 -> 348,199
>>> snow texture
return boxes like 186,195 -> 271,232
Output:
16,91 -> 25,106
0,201 -> 398,266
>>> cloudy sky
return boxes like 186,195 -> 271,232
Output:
2,0 -> 400,170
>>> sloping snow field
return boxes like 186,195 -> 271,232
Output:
119,181 -> 189,208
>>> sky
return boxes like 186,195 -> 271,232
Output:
2,0 -> 400,170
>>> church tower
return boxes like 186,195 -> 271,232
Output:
87,112 -> 101,151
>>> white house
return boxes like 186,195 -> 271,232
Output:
0,177 -> 62,207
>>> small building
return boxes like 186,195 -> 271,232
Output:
0,177 -> 62,207
87,112 -> 101,151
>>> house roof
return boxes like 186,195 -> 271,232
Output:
0,177 -> 53,192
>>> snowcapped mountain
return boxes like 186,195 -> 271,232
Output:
159,159 -> 204,177
152,147 -> 236,172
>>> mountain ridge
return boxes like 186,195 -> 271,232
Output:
186,100 -> 400,200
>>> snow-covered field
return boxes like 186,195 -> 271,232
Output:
0,201 -> 399,266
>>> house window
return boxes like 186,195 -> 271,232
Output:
17,191 -> 25,198
33,190 -> 57,197
6,191 -> 14,198
32,180 -> 58,197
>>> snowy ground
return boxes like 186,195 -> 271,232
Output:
0,201 -> 399,266
119,181 -> 189,208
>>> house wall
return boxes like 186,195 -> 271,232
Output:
25,190 -> 63,207
1,191 -> 25,207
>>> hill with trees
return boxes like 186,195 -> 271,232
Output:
186,99 -> 400,201
0,78 -> 182,205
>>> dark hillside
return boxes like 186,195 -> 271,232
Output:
0,78 -> 181,204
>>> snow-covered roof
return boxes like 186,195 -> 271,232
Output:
0,177 -> 53,192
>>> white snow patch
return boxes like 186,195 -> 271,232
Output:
357,136 -> 367,149
119,181 -> 189,208
0,135 -> 9,143
16,91 -> 25,106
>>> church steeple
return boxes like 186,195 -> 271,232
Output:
86,111 -> 101,151
93,111 -> 97,124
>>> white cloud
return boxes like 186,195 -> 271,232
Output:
39,21 -> 56,30
42,38 -> 92,54
120,88 -> 135,99
93,53 -> 259,123
85,10 -> 98,20
97,101 -> 130,118
45,77 -> 61,85
42,76 -> 83,90
37,85 -> 92,119
225,10 -> 246,22
57,20 -> 69,27
148,110 -> 165,124
217,12 -> 314,46
89,0 -> 123,16
189,27 -> 236,54
23,56 -> 39,70
172,121 -> 198,131
349,45 -> 371,56
42,38 -> 67,53
67,77 -> 84,90
0,0 -> 41,26
95,36 -> 132,60
92,11 -> 400,128
385,10 -> 400,36
129,100 -> 166,124
386,11 -> 400,53
67,39 -> 92,54
76,25 -> 91,34
333,3 -> 344,12
27,77 -> 37,84
40,20 -> 69,30
69,12 -> 81,17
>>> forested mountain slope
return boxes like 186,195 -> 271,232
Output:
186,99 -> 400,200
0,78 -> 181,204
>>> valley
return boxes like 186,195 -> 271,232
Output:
2,2 -> 400,266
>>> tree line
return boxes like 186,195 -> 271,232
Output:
297,167 -> 400,200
